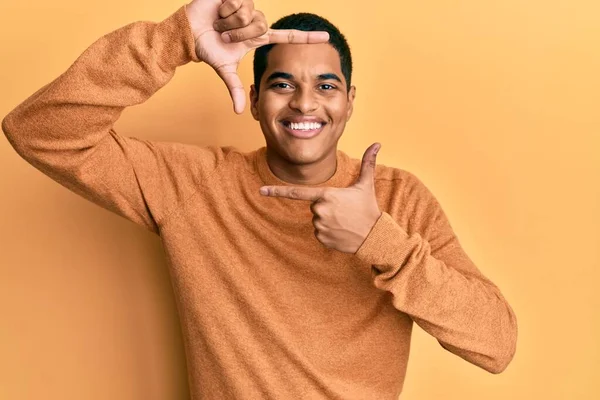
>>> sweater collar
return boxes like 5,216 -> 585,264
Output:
255,146 -> 353,189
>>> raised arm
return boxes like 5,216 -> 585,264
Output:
1,0 -> 329,234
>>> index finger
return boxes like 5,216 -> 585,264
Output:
246,29 -> 330,49
266,29 -> 330,44
259,186 -> 326,201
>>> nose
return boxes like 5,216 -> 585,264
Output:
288,87 -> 318,114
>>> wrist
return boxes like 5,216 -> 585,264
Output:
183,3 -> 204,63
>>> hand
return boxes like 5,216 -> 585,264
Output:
259,143 -> 383,254
185,0 -> 330,114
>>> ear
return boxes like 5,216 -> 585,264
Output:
346,85 -> 356,122
250,84 -> 259,121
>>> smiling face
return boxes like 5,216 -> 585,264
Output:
250,43 -> 356,184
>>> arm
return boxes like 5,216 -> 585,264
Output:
1,6 -> 210,234
354,174 -> 518,374
2,1 -> 329,234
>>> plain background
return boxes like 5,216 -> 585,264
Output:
1,0 -> 598,398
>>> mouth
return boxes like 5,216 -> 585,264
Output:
280,120 -> 327,139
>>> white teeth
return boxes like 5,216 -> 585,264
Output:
289,122 -> 322,130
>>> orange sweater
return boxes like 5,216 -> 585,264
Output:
2,5 -> 517,399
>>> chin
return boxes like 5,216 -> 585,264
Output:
289,144 -> 332,163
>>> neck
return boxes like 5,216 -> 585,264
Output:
265,146 -> 338,185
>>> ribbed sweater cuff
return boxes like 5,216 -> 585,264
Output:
354,212 -> 418,274
156,5 -> 201,70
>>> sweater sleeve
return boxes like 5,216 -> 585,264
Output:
1,6 -> 217,235
354,176 -> 518,374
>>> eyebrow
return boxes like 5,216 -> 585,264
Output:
265,71 -> 343,83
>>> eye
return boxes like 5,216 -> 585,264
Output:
320,83 -> 336,90
271,82 -> 293,89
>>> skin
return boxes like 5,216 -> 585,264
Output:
250,43 -> 357,186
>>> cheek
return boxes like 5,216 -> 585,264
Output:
262,92 -> 288,109
260,98 -> 288,124
257,99 -> 281,133
327,100 -> 350,123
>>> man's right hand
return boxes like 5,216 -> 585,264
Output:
185,0 -> 330,114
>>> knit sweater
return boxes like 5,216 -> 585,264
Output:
2,5 -> 517,399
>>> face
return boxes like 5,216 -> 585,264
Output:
250,43 -> 356,175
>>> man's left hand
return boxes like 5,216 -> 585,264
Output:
259,143 -> 383,254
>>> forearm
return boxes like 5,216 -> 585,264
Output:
1,6 -> 204,233
2,5 -> 200,167
355,212 -> 518,374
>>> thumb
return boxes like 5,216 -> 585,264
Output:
355,142 -> 381,189
214,63 -> 246,114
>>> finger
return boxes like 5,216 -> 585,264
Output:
246,29 -> 330,49
218,12 -> 268,43
355,143 -> 381,188
214,2 -> 254,32
218,0 -> 245,19
267,29 -> 330,44
259,186 -> 326,201
214,64 -> 246,114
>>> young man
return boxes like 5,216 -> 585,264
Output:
2,0 -> 518,398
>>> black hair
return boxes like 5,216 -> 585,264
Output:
252,13 -> 353,94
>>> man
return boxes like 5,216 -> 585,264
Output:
2,0 -> 518,398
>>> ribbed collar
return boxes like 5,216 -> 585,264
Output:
254,146 -> 354,189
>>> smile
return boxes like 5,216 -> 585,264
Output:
280,120 -> 326,139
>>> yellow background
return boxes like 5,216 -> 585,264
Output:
1,0 -> 598,398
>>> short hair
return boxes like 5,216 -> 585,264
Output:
252,13 -> 353,93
